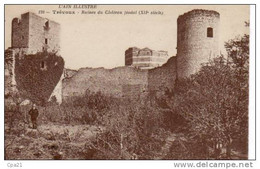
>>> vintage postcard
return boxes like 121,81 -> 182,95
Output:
4,4 -> 253,161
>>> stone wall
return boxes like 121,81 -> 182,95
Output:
62,56 -> 177,100
4,48 -> 29,97
62,67 -> 149,100
177,9 -> 220,78
148,56 -> 177,98
12,13 -> 30,48
64,68 -> 78,79
4,49 -> 15,96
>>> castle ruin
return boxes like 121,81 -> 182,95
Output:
63,9 -> 220,100
5,9 -> 220,104
5,12 -> 64,105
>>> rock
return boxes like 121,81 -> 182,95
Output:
20,99 -> 31,106
19,145 -> 25,149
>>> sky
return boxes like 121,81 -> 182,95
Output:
5,5 -> 250,70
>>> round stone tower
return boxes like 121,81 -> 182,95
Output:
177,9 -> 220,78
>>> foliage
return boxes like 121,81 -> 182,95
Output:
88,101 -> 169,159
58,90 -> 116,124
15,51 -> 64,106
168,34 -> 249,159
5,30 -> 249,160
35,92 -> 169,159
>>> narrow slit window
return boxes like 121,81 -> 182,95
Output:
45,38 -> 48,44
207,27 -> 213,38
41,61 -> 45,69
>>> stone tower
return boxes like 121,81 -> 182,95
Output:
12,12 -> 60,54
177,9 -> 220,78
125,47 -> 168,69
6,12 -> 64,105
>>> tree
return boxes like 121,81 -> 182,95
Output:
169,33 -> 249,159
86,100 -> 168,159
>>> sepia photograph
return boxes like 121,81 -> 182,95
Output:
4,4 -> 253,161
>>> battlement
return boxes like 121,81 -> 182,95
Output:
177,9 -> 220,23
12,18 -> 21,24
12,12 -> 60,54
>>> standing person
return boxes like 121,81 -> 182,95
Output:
28,104 -> 39,129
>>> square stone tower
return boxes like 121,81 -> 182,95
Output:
7,12 -> 64,105
125,47 -> 168,70
12,12 -> 60,54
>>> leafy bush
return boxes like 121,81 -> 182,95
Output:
167,34 -> 249,159
88,101 -> 169,159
